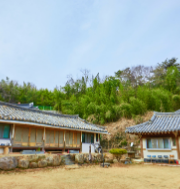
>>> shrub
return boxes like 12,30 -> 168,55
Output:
130,97 -> 146,115
172,95 -> 180,110
121,140 -> 127,146
109,148 -> 127,162
120,103 -> 132,118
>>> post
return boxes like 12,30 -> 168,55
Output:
174,132 -> 179,160
63,131 -> 65,152
80,131 -> 82,153
89,144 -> 92,162
176,135 -> 180,159
42,127 -> 46,152
140,137 -> 143,159
10,124 -> 15,152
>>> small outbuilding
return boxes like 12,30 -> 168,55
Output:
0,101 -> 108,154
125,110 -> 180,162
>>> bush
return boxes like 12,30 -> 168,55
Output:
121,140 -> 127,146
130,97 -> 146,115
172,95 -> 180,110
120,103 -> 132,118
109,148 -> 127,162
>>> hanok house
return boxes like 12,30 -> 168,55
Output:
0,101 -> 108,154
125,110 -> 180,163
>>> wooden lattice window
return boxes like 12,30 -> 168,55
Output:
0,124 -> 10,139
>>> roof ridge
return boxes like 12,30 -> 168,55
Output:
0,101 -> 78,119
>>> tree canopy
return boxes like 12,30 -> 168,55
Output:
0,57 -> 180,125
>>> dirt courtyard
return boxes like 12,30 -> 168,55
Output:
0,164 -> 180,189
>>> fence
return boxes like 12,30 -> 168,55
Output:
35,105 -> 54,111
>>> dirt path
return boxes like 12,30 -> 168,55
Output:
0,164 -> 179,189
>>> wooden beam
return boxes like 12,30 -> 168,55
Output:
173,131 -> 178,138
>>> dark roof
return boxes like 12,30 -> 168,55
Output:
125,110 -> 180,134
16,102 -> 39,110
0,101 -> 108,134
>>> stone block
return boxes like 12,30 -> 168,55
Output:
0,157 -> 17,170
69,154 -> 75,161
83,154 -> 89,163
113,159 -> 118,163
18,159 -> 29,169
37,155 -> 46,161
75,154 -> 84,164
28,155 -> 38,162
53,155 -> 61,166
46,156 -> 54,166
29,162 -> 38,168
105,158 -> 113,163
60,156 -> 65,165
38,160 -> 47,168
93,154 -> 103,162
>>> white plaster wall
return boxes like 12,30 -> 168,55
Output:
143,137 -> 178,159
143,150 -> 178,159
0,139 -> 11,154
0,139 -> 11,145
82,144 -> 95,153
0,148 -> 3,154
143,139 -> 146,148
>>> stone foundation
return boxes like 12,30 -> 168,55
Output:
0,154 -> 63,170
0,153 -> 122,171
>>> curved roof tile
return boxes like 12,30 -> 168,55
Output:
0,101 -> 108,134
125,110 -> 180,134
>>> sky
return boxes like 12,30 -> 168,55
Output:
0,0 -> 180,90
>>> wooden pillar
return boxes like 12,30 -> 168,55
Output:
176,135 -> 180,159
140,138 -> 143,158
42,127 -> 46,151
10,124 -> 15,152
3,146 -> 9,155
174,132 -> 180,159
80,131 -> 82,153
63,131 -> 65,152
139,134 -> 143,159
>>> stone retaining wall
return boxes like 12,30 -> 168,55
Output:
0,154 -> 63,170
0,153 -> 121,171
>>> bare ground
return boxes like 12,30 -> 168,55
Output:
0,164 -> 180,189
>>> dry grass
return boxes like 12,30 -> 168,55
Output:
104,111 -> 154,136
102,111 -> 154,146
0,164 -> 179,189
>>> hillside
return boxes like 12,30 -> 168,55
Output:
101,111 -> 154,149
104,111 -> 154,136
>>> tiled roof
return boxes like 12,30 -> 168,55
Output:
0,101 -> 108,134
125,110 -> 180,134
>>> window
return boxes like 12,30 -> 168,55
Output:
172,138 -> 176,146
147,138 -> 170,149
82,133 -> 94,143
0,124 -> 10,139
96,134 -> 98,142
